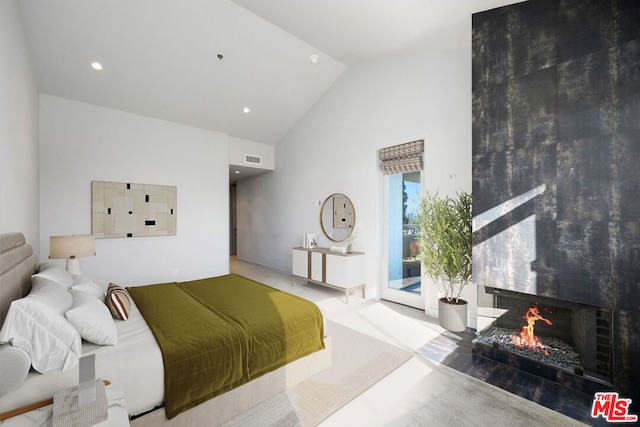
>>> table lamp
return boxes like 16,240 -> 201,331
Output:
49,234 -> 96,275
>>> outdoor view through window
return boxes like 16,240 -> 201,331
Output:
387,171 -> 421,295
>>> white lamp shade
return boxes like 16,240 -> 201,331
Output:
49,235 -> 96,260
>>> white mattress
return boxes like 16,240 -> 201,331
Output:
0,301 -> 164,417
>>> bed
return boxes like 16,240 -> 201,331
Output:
0,232 -> 331,425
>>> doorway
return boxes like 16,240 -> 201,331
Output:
229,183 -> 237,256
381,171 -> 424,309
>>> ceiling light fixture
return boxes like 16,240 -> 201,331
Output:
235,170 -> 240,174
309,54 -> 319,64
242,107 -> 250,113
91,61 -> 103,71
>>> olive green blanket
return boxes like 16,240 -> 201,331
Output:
128,274 -> 325,419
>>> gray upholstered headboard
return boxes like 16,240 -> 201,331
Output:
0,233 -> 38,327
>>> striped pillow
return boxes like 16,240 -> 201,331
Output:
106,283 -> 131,321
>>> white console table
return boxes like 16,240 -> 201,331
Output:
292,247 -> 365,303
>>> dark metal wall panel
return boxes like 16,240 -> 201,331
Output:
472,0 -> 640,403
472,0 -> 557,90
557,0 -> 617,63
509,0 -> 558,77
473,0 -> 639,311
472,5 -> 510,90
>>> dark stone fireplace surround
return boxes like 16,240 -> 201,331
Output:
472,0 -> 640,406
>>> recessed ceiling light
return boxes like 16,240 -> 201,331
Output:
235,170 -> 240,174
242,107 -> 250,113
91,62 -> 103,71
309,54 -> 319,64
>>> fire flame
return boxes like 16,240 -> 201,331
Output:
511,306 -> 552,356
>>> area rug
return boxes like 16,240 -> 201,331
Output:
221,320 -> 413,427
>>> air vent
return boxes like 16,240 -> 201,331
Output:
245,154 -> 262,165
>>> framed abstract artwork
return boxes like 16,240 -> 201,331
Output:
91,181 -> 177,238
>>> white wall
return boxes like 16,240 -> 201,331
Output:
229,137 -> 275,171
39,95 -> 230,287
236,49 -> 475,324
0,0 -> 40,250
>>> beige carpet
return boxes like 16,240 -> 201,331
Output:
221,320 -> 413,427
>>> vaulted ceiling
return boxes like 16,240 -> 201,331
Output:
18,0 -> 516,146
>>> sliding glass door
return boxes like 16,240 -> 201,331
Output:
381,171 -> 424,309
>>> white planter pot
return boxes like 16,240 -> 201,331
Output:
438,297 -> 468,332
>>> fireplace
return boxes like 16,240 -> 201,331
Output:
474,287 -> 613,394
471,0 -> 640,407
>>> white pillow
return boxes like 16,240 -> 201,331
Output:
71,275 -> 105,300
0,298 -> 81,373
28,278 -> 74,314
66,290 -> 117,345
32,267 -> 74,290
71,273 -> 94,285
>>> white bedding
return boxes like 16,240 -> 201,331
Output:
0,300 -> 164,417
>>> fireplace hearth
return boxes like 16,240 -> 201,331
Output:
477,326 -> 583,373
474,287 -> 613,395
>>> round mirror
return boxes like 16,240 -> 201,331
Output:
320,193 -> 355,242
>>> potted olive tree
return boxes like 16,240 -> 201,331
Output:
417,190 -> 472,332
